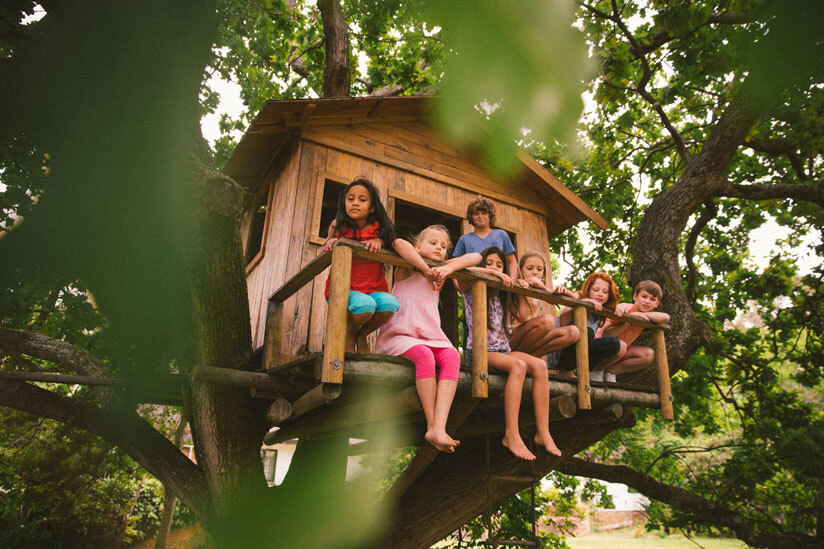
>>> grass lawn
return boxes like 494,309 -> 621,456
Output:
565,528 -> 747,549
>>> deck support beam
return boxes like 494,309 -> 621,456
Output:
572,306 -> 591,410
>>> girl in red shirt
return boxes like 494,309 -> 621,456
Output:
321,177 -> 401,353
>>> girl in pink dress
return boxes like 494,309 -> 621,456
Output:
376,225 -> 482,452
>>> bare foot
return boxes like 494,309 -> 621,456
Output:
425,429 -> 459,452
535,432 -> 562,457
356,332 -> 372,353
502,433 -> 536,461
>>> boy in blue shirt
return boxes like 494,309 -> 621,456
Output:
453,195 -> 520,283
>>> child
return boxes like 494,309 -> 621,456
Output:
452,195 -> 522,283
376,225 -> 482,452
553,272 -> 623,381
455,246 -> 562,461
320,177 -> 401,353
509,252 -> 579,357
598,280 -> 670,378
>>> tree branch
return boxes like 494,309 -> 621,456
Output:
684,199 -> 717,303
718,181 -> 824,209
0,325 -> 117,403
557,457 -> 819,549
0,379 -> 211,522
608,0 -> 691,162
745,136 -> 809,180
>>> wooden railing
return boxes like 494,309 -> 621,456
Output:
263,239 -> 674,420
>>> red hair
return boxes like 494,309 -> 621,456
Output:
579,272 -> 620,309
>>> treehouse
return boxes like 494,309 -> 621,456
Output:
222,96 -> 674,546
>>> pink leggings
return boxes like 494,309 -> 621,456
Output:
402,345 -> 461,381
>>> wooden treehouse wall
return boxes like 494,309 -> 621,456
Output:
244,122 -> 553,355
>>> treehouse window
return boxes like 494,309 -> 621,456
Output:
245,184 -> 271,266
394,199 -> 463,347
317,179 -> 348,238
262,448 -> 278,484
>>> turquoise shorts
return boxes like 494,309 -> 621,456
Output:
345,291 -> 400,315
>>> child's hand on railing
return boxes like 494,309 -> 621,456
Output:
515,278 -> 530,289
365,238 -> 383,252
581,297 -> 603,311
498,273 -> 514,288
552,285 -> 575,298
320,237 -> 338,253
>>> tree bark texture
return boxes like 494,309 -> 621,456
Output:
558,457 -> 820,549
183,135 -> 268,524
383,411 -> 637,548
627,66 -> 812,382
318,0 -> 351,97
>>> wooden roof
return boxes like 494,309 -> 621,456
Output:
224,96 -> 607,236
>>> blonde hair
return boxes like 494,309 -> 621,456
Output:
413,224 -> 453,254
518,252 -> 547,284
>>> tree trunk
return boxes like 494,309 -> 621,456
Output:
626,69 -> 806,382
318,0 -> 351,97
182,134 -> 269,531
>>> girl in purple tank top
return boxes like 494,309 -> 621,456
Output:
377,225 -> 482,453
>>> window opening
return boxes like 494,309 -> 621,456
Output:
318,179 -> 348,238
245,186 -> 269,265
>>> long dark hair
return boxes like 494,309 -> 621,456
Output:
334,177 -> 395,244
481,246 -> 510,336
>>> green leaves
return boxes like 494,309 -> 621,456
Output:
419,0 -> 594,174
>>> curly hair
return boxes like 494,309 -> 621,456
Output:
466,195 -> 496,227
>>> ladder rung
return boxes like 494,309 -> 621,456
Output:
488,474 -> 535,483
483,538 -> 539,547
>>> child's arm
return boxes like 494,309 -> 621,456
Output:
432,253 -> 482,281
600,303 -> 632,336
320,220 -> 338,253
506,253 -> 529,288
468,266 -> 514,287
557,290 -> 587,326
453,262 -> 511,294
391,239 -> 431,283
643,311 -> 670,324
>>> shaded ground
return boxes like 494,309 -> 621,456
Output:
566,527 -> 747,549
130,525 -> 207,549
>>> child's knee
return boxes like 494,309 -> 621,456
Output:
370,292 -> 400,314
511,358 -> 527,379
347,291 -> 376,315
641,347 -> 655,364
562,325 -> 580,342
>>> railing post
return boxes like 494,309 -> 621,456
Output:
653,328 -> 674,420
262,300 -> 284,370
471,280 -> 488,398
321,245 -> 352,384
573,306 -> 592,410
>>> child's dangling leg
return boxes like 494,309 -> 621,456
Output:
354,292 -> 399,353
345,292 -> 376,353
512,352 -> 561,457
404,345 -> 460,452
488,352 -> 536,461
